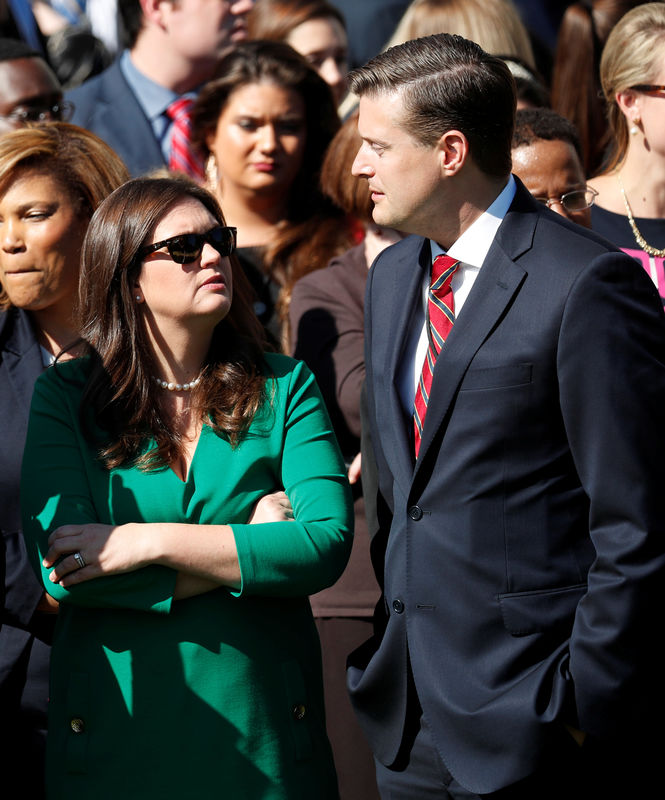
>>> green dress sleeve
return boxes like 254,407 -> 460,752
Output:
231,356 -> 354,597
21,362 -> 176,614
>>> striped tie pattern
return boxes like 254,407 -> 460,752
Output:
413,254 -> 460,457
166,98 -> 205,182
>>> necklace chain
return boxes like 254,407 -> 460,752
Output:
153,373 -> 202,392
617,174 -> 665,257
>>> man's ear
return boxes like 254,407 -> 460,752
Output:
436,130 -> 470,176
140,0 -> 168,29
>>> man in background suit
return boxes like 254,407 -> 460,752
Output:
348,33 -> 665,798
68,0 -> 254,176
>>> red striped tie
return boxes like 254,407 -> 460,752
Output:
413,254 -> 460,458
166,98 -> 205,182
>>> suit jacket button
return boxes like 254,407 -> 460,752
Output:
392,599 -> 405,614
292,704 -> 306,721
408,505 -> 423,521
70,718 -> 85,734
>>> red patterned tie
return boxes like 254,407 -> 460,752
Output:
166,98 -> 205,182
413,254 -> 460,457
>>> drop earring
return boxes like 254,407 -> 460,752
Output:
630,117 -> 641,135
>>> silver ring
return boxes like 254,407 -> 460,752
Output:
73,551 -> 86,569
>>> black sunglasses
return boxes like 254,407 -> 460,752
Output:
139,226 -> 237,264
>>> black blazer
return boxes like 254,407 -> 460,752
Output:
0,308 -> 54,782
348,182 -> 665,794
67,59 -> 165,177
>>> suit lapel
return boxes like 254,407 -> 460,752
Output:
379,237 -> 429,494
412,188 -> 536,478
0,309 -> 44,411
97,64 -> 166,175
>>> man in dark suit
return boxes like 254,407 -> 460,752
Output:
347,33 -> 665,798
67,0 -> 254,176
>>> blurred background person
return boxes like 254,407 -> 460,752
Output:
384,0 -> 536,69
338,0 -> 539,119
500,55 -> 550,109
289,112 -> 403,800
248,0 -> 349,107
67,0 -> 255,177
0,122 -> 128,797
191,39 -> 352,349
1,0 -> 48,53
512,107 -> 596,228
21,174 -> 353,799
551,0 -> 643,176
588,2 -> 665,306
328,0 -> 409,69
0,37 -> 69,136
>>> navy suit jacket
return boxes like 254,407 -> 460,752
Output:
67,60 -> 165,177
0,308 -> 54,780
348,182 -> 665,794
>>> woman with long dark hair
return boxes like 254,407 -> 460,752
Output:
21,175 -> 353,798
191,40 -> 353,349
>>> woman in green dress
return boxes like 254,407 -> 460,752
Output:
20,175 -> 353,799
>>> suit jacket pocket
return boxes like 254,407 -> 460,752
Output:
459,363 -> 532,391
498,583 -> 587,636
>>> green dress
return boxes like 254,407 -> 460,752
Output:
21,353 -> 353,800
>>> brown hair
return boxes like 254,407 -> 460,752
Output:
598,2 -> 665,174
77,175 -> 269,470
191,40 -> 351,347
0,122 -> 129,310
551,1 -> 643,176
349,33 -> 516,178
248,0 -> 346,40
320,111 -> 373,223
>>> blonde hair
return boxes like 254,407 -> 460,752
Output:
384,0 -> 535,68
599,2 -> 665,173
0,123 -> 129,310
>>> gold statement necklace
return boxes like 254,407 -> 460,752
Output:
617,173 -> 665,257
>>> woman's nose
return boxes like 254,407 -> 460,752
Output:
199,241 -> 221,267
0,218 -> 24,252
258,124 -> 277,152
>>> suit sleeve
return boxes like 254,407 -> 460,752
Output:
558,251 -> 665,736
230,360 -> 354,596
21,370 -> 176,614
290,266 -> 365,439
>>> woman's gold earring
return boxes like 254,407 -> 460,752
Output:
630,118 -> 641,135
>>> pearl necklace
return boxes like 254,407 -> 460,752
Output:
152,374 -> 202,392
617,174 -> 665,258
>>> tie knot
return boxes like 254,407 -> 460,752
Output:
431,254 -> 460,293
166,97 -> 194,122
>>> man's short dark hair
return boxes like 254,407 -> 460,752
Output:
512,108 -> 583,161
349,33 -> 516,178
0,38 -> 40,63
117,0 -> 144,49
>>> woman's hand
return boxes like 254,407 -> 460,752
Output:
43,522 -> 152,587
248,490 -> 294,524
347,452 -> 362,485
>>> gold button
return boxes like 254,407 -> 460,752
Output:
292,704 -> 306,721
70,718 -> 85,734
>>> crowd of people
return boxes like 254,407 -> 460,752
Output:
2,1 -> 665,799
